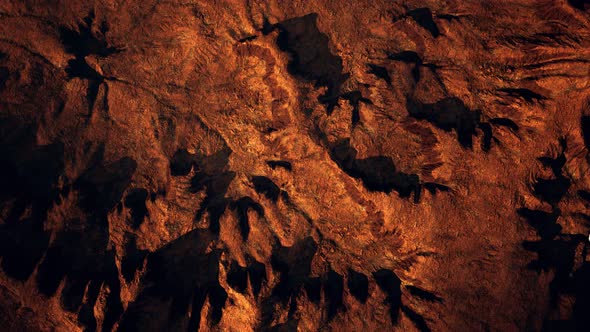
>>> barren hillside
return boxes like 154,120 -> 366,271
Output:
1,0 -> 590,331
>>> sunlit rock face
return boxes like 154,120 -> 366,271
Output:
1,1 -> 590,331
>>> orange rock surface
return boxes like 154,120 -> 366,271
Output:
1,0 -> 590,331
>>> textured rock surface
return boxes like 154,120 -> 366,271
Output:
1,0 -> 590,331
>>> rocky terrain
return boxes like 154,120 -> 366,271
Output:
1,0 -> 590,331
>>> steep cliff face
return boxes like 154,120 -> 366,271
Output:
1,1 -> 590,331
